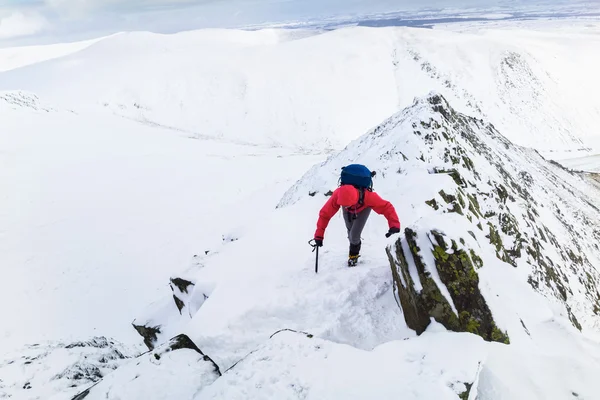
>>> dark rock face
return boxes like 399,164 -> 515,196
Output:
375,93 -> 600,338
170,277 -> 195,314
386,233 -> 434,335
159,334 -> 222,377
387,228 -> 509,343
132,323 -> 161,350
170,277 -> 194,294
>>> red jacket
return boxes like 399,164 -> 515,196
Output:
314,185 -> 400,239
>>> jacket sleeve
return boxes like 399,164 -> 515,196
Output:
314,190 -> 341,239
367,192 -> 400,229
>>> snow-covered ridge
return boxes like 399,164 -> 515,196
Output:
282,93 -> 600,336
81,93 -> 600,399
0,37 -> 105,73
0,25 -> 599,153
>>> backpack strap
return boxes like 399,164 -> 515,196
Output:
358,187 -> 365,206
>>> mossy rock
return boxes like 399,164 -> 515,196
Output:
426,198 -> 439,210
387,228 -> 510,344
431,230 -> 508,343
432,167 -> 467,187
458,383 -> 473,400
439,190 -> 464,215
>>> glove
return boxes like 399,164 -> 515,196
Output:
385,227 -> 400,238
314,238 -> 323,247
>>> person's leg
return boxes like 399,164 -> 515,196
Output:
348,208 -> 372,257
342,208 -> 354,234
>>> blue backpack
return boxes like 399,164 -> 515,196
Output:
340,164 -> 375,190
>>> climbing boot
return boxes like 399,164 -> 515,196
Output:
348,254 -> 360,267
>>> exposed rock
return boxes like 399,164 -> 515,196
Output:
458,382 -> 473,400
170,277 -> 195,314
71,334 -> 220,400
387,228 -> 509,343
0,337 -> 132,400
132,323 -> 161,350
132,255 -> 211,352
282,92 -> 600,336
170,277 -> 194,294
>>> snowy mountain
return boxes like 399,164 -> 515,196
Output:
64,93 -> 600,400
2,20 -> 600,400
0,23 -> 599,153
281,93 -> 600,336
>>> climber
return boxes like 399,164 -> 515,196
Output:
312,164 -> 401,266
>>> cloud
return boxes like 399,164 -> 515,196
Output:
0,11 -> 47,39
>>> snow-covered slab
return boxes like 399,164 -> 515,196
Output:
197,329 -> 486,400
73,334 -> 220,400
196,326 -> 600,400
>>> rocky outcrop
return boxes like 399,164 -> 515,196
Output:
387,228 -> 509,343
0,337 -> 132,400
281,92 -> 600,339
71,334 -> 220,400
132,322 -> 161,350
170,277 -> 195,314
131,253 -> 211,351
386,94 -> 598,336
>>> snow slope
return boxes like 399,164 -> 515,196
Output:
0,92 -> 323,354
559,154 -> 600,173
0,37 -> 104,73
92,93 -> 600,400
0,22 -> 599,153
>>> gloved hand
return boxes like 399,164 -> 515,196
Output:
385,227 -> 400,238
314,238 -> 324,247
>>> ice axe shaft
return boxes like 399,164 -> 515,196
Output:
308,239 -> 319,274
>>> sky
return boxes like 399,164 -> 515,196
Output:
0,0 -> 598,45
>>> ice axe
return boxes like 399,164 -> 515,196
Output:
308,239 -> 320,273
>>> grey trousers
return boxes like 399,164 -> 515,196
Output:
343,208 -> 372,245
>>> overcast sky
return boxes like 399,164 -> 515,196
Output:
0,0 -> 597,45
